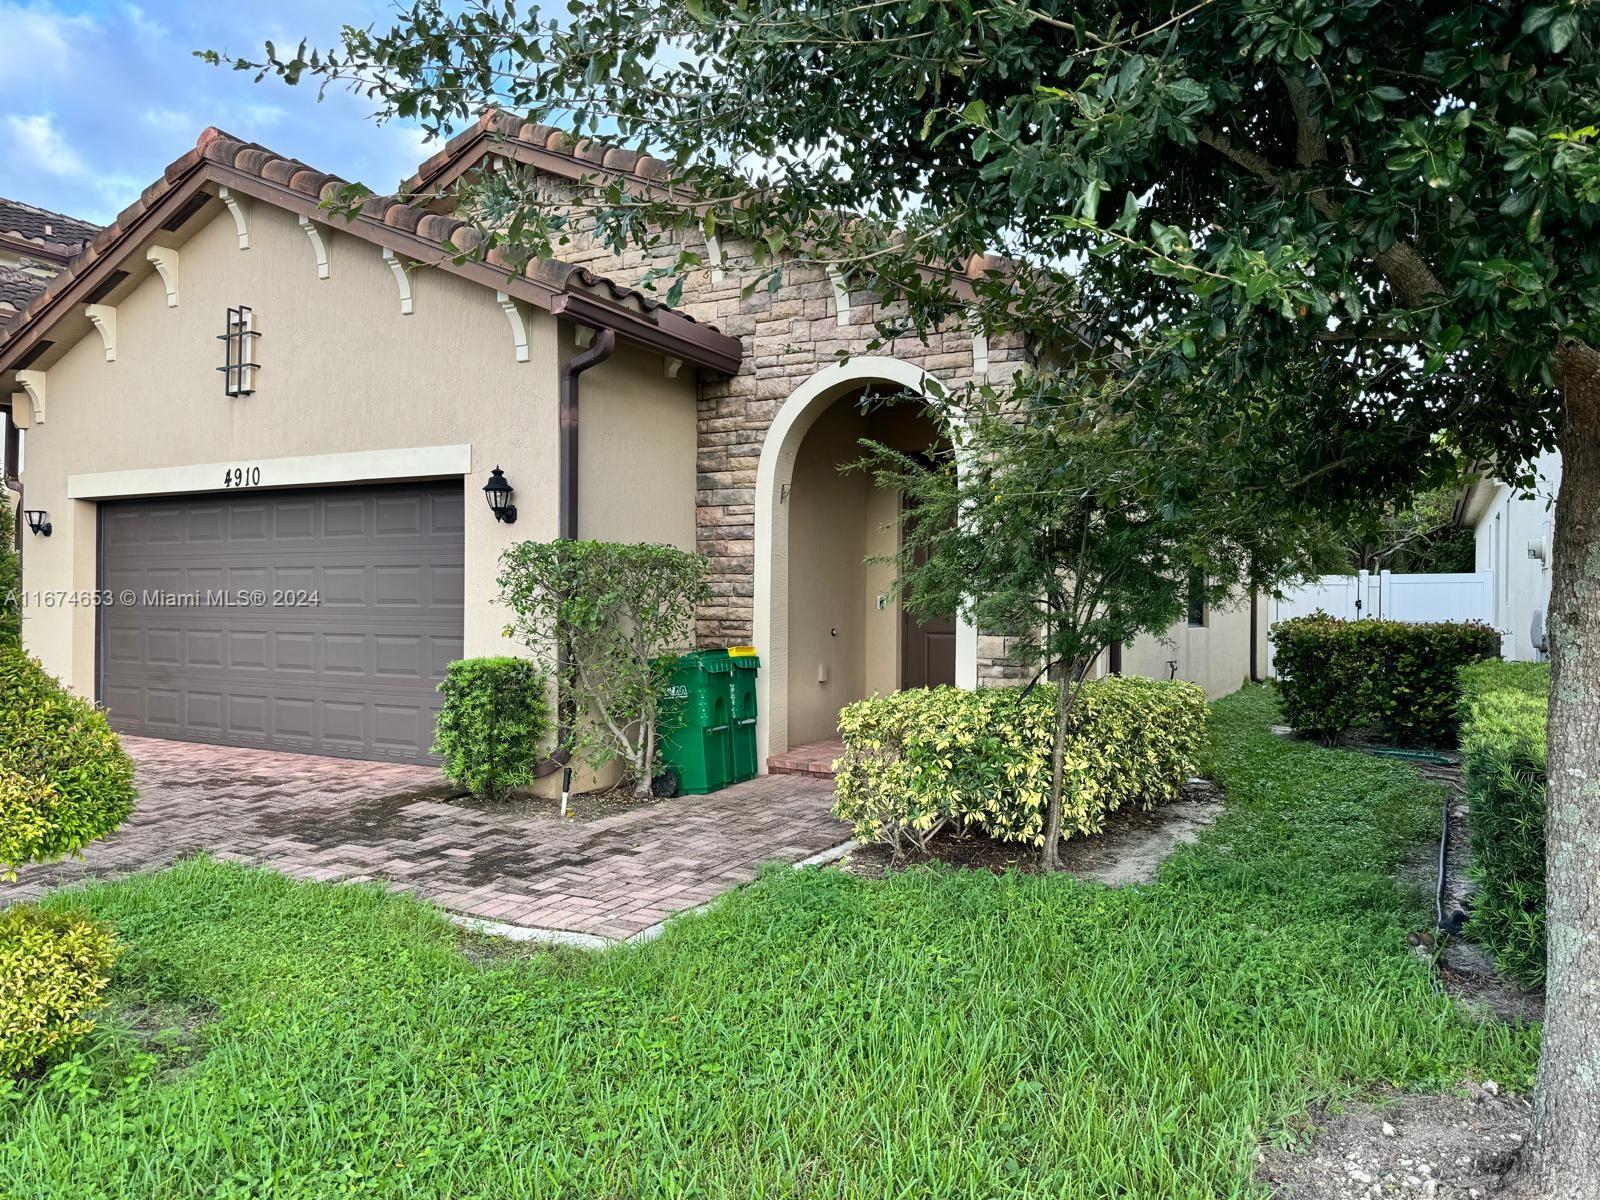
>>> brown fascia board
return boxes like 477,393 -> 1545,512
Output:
0,231 -> 76,265
0,157 -> 740,378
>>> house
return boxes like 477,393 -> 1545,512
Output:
1460,450 -> 1559,661
1,198 -> 100,531
0,197 -> 101,333
0,118 -> 1261,774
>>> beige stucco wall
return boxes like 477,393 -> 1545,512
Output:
13,200 -> 697,713
786,400 -> 870,745
784,398 -> 946,745
1117,590 -> 1266,699
577,339 -> 697,551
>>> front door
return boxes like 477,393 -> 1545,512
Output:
900,496 -> 957,689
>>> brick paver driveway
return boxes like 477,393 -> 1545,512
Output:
1,738 -> 849,942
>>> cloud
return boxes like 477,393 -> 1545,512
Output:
4,114 -> 85,177
0,3 -> 100,83
0,0 -> 429,223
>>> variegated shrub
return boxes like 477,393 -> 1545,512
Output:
833,677 -> 1208,853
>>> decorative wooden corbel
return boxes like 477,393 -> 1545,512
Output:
382,248 -> 414,315
15,370 -> 45,426
145,245 -> 180,307
495,292 -> 530,363
85,303 -> 117,362
827,266 -> 851,328
217,187 -> 250,250
664,356 -> 684,379
299,215 -> 330,280
706,233 -> 726,285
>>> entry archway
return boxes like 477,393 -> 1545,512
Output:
752,357 -> 978,766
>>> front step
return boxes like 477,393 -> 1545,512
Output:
767,739 -> 844,780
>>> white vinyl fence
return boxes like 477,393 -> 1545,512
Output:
1266,569 -> 1495,676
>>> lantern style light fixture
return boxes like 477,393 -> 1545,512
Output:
483,466 -> 517,524
23,509 -> 51,537
216,305 -> 260,397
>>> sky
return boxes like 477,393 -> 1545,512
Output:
0,0 -> 435,225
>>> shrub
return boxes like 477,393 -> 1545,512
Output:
0,905 -> 119,1076
1460,660 -> 1549,988
0,648 -> 136,877
433,657 -> 552,801
833,676 -> 1208,854
1270,614 -> 1499,745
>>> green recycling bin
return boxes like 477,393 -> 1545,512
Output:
727,649 -> 760,783
657,650 -> 734,795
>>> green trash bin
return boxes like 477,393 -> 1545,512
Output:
727,649 -> 760,783
657,650 -> 734,795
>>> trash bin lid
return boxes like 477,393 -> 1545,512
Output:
674,648 -> 733,674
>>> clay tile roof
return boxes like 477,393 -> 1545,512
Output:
399,110 -> 1013,287
0,126 -> 741,376
0,197 -> 100,257
0,266 -> 46,319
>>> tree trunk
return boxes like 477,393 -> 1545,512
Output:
1515,341 -> 1600,1198
635,705 -> 657,800
1040,662 -> 1086,873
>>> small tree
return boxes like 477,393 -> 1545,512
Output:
867,375 -> 1322,871
498,540 -> 710,799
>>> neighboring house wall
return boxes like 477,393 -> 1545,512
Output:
16,203 -> 697,697
1468,449 -> 1559,661
1119,594 -> 1267,699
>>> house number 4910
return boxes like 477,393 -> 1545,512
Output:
222,466 -> 261,488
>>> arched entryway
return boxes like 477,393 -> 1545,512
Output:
753,358 -> 978,766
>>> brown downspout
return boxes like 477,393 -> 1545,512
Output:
1108,640 -> 1122,675
535,327 -> 618,776
560,329 -> 616,540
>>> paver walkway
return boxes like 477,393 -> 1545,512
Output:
1,737 -> 848,941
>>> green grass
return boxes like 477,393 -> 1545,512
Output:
0,687 -> 1537,1199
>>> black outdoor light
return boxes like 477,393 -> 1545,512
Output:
483,466 -> 517,524
22,510 -> 51,537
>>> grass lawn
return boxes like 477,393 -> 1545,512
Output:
0,687 -> 1538,1199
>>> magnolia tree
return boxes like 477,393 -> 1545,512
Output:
498,540 -> 709,799
864,375 -> 1326,871
234,3 -> 1600,1188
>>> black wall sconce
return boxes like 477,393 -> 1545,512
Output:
483,466 -> 517,524
23,509 -> 51,537
216,305 -> 260,397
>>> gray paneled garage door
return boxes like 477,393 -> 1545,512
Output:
99,482 -> 464,762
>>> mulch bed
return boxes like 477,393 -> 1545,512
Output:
841,779 -> 1225,880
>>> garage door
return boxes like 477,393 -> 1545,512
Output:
99,482 -> 464,762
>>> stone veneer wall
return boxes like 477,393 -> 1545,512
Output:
518,177 -> 1032,685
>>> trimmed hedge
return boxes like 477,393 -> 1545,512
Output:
1460,660 -> 1549,988
433,657 -> 552,801
0,905 -> 119,1076
1270,614 -> 1499,746
0,648 -> 136,876
833,676 -> 1208,854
